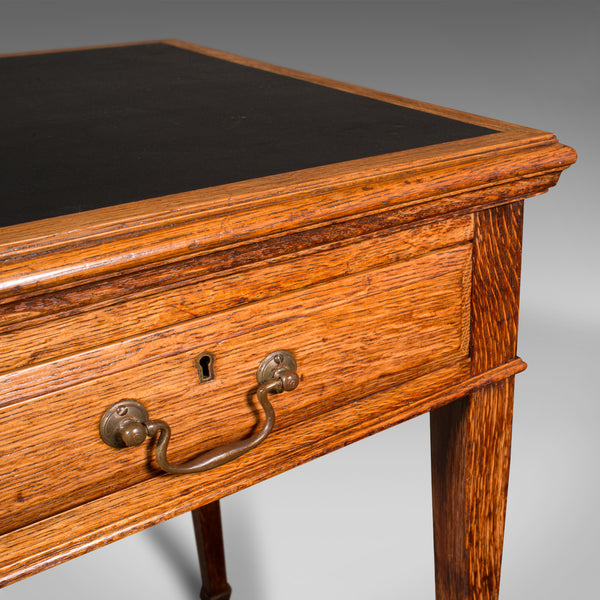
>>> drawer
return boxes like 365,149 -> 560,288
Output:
0,238 -> 471,536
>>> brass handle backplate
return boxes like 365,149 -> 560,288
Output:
99,350 -> 299,475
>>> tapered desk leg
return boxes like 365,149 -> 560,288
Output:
430,379 -> 514,600
192,500 -> 232,600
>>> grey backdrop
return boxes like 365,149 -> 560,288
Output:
1,2 -> 598,599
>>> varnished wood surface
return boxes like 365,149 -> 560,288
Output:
0,39 -> 577,594
430,379 -> 514,600
0,216 -> 472,374
0,131 -> 564,256
0,357 -> 525,587
0,166 -> 553,334
0,229 -> 472,407
0,142 -> 574,303
0,242 -> 471,534
471,202 -> 524,374
192,501 -> 232,600
430,202 -> 524,599
0,39 -> 575,298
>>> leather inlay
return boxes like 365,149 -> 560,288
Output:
1,43 -> 497,226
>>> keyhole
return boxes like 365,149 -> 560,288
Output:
195,352 -> 215,383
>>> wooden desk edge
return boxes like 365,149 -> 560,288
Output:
0,138 -> 576,303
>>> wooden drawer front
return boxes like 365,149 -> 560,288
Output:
0,242 -> 471,536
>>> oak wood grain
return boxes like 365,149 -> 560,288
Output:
192,501 -> 232,600
430,379 -> 514,600
0,135 -> 574,303
0,133 -> 564,255
0,216 -> 472,372
430,202 -> 525,600
471,202 -> 524,374
0,163 -> 555,334
0,241 -> 471,408
0,244 -> 471,534
0,358 -> 525,588
0,39 -> 577,595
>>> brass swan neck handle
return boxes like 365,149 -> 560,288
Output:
99,351 -> 299,475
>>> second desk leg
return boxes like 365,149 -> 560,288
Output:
192,500 -> 233,600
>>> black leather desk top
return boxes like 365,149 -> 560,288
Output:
1,43 -> 497,226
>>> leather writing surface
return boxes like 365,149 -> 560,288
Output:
1,43 -> 496,226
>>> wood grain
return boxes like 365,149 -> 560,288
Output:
430,379 -> 514,600
0,216 -> 471,372
192,501 -> 232,600
0,38 -> 575,266
0,240 -> 471,408
0,138 -> 574,304
471,202 -> 524,374
430,202 -> 525,599
0,358 -> 525,588
0,244 -> 471,534
0,39 -> 577,594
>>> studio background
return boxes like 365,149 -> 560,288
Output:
1,2 -> 597,598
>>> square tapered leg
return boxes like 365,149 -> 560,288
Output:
430,379 -> 514,599
192,501 -> 232,600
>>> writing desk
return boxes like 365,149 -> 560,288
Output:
0,40 -> 575,598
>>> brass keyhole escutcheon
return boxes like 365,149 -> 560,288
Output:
195,352 -> 215,384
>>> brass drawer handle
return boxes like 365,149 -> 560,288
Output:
99,351 -> 299,475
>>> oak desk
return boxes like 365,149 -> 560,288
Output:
0,40 -> 575,598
